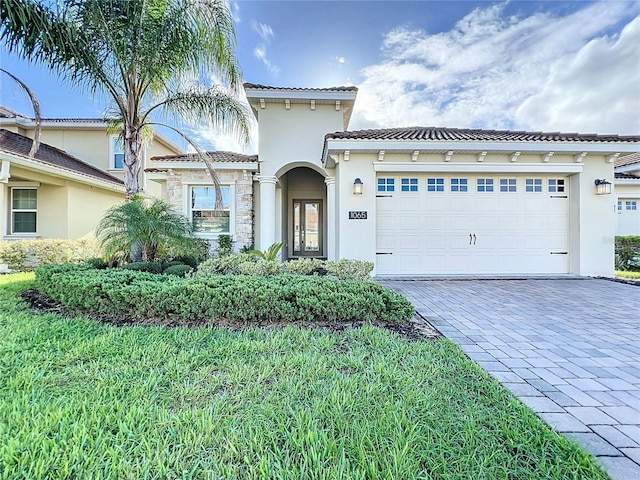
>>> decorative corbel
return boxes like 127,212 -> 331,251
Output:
259,99 -> 266,109
510,151 -> 521,163
606,153 -> 620,164
444,151 -> 454,162
335,100 -> 341,111
542,152 -> 554,163
574,152 -> 587,163
411,150 -> 420,162
477,151 -> 487,162
285,99 -> 290,110
310,100 -> 316,110
343,150 -> 350,161
378,150 -> 385,162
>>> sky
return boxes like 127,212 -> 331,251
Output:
1,0 -> 639,154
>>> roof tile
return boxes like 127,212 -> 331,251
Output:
615,152 -> 640,168
151,151 -> 258,163
243,83 -> 358,93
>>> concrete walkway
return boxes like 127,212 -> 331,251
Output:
379,278 -> 640,480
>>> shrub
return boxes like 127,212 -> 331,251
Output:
325,259 -> 374,281
285,258 -> 325,275
162,264 -> 193,277
615,236 -> 640,271
197,253 -> 258,275
238,260 -> 285,276
215,234 -> 234,257
0,238 -> 101,271
85,257 -> 108,269
34,266 -> 414,323
121,262 -> 164,274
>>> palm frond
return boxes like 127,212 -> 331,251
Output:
0,68 -> 42,157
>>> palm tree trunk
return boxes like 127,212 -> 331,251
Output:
123,123 -> 142,199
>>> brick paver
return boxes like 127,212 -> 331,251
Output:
379,278 -> 640,480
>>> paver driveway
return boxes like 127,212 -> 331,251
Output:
379,278 -> 640,480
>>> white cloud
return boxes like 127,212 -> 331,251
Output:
251,21 -> 279,76
352,2 -> 640,135
337,57 -> 346,64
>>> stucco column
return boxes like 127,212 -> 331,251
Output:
258,175 -> 277,249
325,176 -> 336,260
0,181 -> 6,237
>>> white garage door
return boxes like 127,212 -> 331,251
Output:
376,174 -> 569,275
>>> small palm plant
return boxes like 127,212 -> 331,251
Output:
96,195 -> 197,263
249,241 -> 286,261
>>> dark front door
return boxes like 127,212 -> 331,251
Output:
293,200 -> 322,256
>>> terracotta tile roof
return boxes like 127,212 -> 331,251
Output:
0,129 -> 123,185
151,151 -> 258,163
244,83 -> 358,93
615,172 -> 640,179
325,126 -> 640,143
615,152 -> 640,168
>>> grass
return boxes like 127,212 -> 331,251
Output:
0,273 -> 609,480
615,270 -> 640,280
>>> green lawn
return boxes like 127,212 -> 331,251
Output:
1,273 -> 608,479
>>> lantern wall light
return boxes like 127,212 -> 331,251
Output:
353,178 -> 363,195
594,179 -> 612,195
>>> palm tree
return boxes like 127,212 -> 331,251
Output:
96,195 -> 198,263
1,0 -> 250,201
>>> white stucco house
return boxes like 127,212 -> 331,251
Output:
148,83 -> 640,277
614,152 -> 640,236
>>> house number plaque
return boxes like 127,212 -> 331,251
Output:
349,211 -> 367,220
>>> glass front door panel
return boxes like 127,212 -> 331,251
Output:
293,200 -> 322,256
304,203 -> 320,252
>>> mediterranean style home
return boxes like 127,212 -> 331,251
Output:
614,152 -> 640,236
0,106 -> 182,239
2,84 -> 640,277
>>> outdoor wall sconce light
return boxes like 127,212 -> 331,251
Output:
353,178 -> 363,195
594,179 -> 612,195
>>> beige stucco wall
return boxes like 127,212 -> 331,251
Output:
164,168 -> 254,251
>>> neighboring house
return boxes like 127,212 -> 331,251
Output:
614,152 -> 640,236
0,106 -> 184,240
0,106 -> 183,200
0,128 -> 124,239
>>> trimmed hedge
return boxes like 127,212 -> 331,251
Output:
35,265 -> 414,324
162,264 -> 193,277
0,239 -> 100,271
615,236 -> 640,271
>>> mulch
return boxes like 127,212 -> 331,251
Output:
20,288 -> 442,341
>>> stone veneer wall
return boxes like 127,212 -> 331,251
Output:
165,168 -> 254,252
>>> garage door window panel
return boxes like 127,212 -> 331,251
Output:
627,201 -> 638,210
548,179 -> 566,193
451,178 -> 468,192
477,178 -> 494,192
401,178 -> 419,192
526,178 -> 543,192
378,178 -> 395,192
427,178 -> 444,192
500,178 -> 517,192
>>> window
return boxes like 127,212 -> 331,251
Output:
191,186 -> 231,234
500,178 -> 517,192
111,136 -> 124,169
525,178 -> 542,192
426,178 -> 444,192
11,188 -> 37,234
548,179 -> 565,193
477,178 -> 494,192
401,178 -> 419,192
618,201 -> 622,211
450,178 -> 468,192
626,201 -> 638,211
377,178 -> 395,192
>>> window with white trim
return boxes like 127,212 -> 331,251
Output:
618,201 -> 622,211
548,178 -> 565,193
11,188 -> 37,234
499,178 -> 517,192
450,178 -> 468,192
426,177 -> 444,192
525,178 -> 542,192
377,178 -> 395,192
111,136 -> 124,169
626,201 -> 638,211
401,178 -> 418,192
477,178 -> 494,192
190,186 -> 231,234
